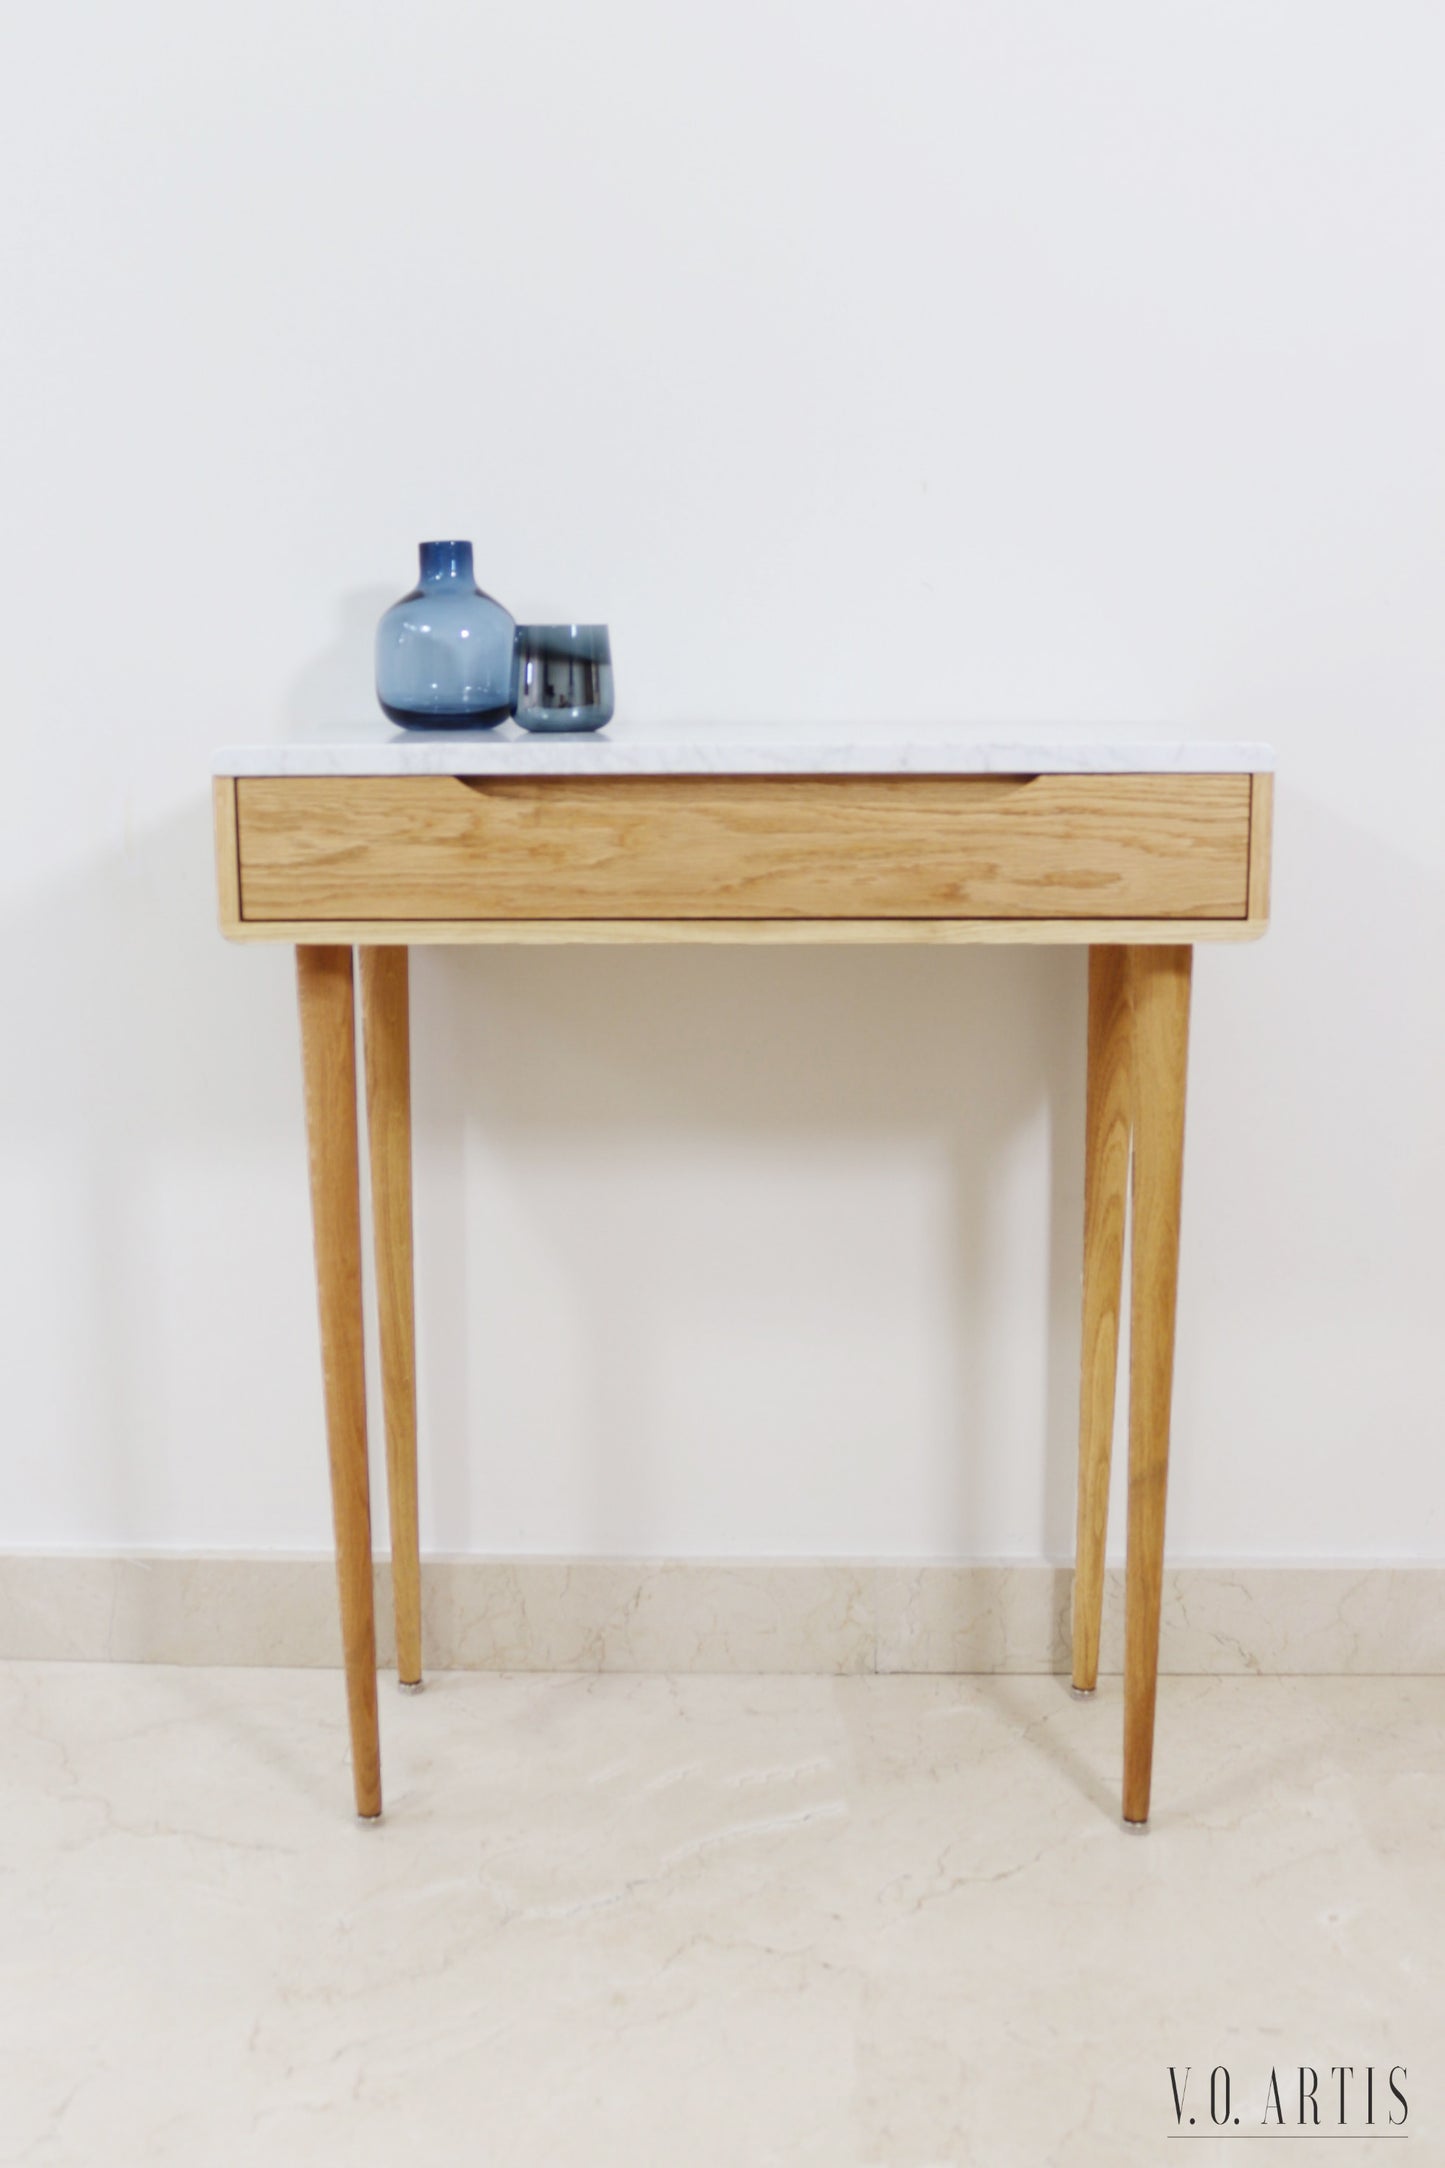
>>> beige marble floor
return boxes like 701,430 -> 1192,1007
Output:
0,1666 -> 1438,2166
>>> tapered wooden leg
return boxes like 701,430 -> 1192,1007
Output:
1122,945 -> 1192,1827
1072,946 -> 1133,1694
296,945 -> 382,1820
359,947 -> 422,1690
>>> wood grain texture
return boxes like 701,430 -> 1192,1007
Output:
222,914 -> 1269,947
359,947 -> 422,1690
1072,946 -> 1133,1694
1122,944 -> 1192,1826
1247,772 -> 1274,925
296,945 -> 382,1819
236,774 -> 1252,924
212,778 -> 241,935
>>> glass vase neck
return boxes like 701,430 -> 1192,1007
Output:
418,540 -> 475,585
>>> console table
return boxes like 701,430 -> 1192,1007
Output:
212,721 -> 1274,1828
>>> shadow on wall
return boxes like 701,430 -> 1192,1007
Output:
0,784 -> 1092,1558
409,937 -> 1089,1559
22,773 -> 1435,1564
285,587 -> 394,731
0,796 -> 308,1541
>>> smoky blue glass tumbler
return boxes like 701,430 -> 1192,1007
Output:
376,541 -> 516,728
511,623 -> 615,732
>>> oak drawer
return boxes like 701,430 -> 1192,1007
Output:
234,773 -> 1252,923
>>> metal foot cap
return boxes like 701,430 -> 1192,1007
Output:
1121,1816 -> 1149,1834
1068,1684 -> 1096,1699
398,1678 -> 425,1695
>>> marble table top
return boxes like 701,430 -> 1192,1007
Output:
215,717 -> 1275,778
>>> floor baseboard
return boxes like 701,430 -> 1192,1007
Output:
2,1555 -> 1441,1674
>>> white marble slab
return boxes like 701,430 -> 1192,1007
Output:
5,1555 -> 1439,1674
215,716 -> 1274,777
8,1665 -> 1440,2162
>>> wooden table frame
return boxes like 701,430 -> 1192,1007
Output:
214,766 -> 1273,1828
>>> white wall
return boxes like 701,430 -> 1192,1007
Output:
3,1 -> 1442,1562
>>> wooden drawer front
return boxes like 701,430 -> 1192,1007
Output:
236,773 -> 1252,923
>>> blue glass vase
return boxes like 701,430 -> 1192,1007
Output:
375,541 -> 515,728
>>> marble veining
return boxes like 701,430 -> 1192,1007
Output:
2,1662 -> 1440,2165
3,1555 -> 1439,1675
214,715 -> 1275,778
